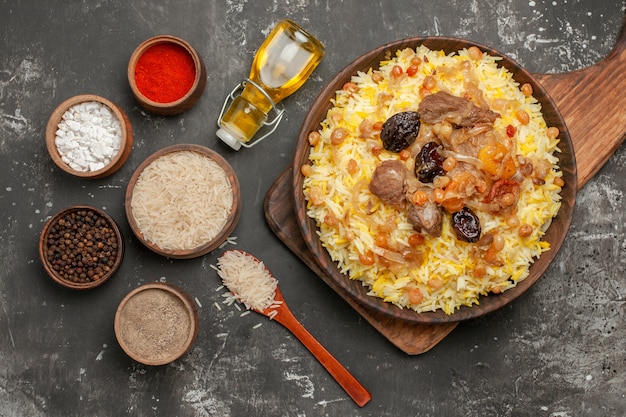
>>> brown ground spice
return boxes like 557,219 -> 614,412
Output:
117,288 -> 192,362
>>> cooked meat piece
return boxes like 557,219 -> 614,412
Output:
418,91 -> 499,127
407,201 -> 443,237
368,160 -> 407,206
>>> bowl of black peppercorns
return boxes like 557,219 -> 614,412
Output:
39,205 -> 124,290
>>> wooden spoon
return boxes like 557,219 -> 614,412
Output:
259,285 -> 372,407
218,250 -> 372,407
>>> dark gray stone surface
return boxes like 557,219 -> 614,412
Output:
0,1 -> 624,416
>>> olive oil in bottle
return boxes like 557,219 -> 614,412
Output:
216,19 -> 325,150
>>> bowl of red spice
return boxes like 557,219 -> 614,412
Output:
39,205 -> 124,290
128,35 -> 207,116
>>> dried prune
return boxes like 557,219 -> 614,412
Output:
380,111 -> 421,152
415,141 -> 445,182
451,206 -> 481,243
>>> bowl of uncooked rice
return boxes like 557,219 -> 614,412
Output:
293,37 -> 576,323
125,144 -> 241,259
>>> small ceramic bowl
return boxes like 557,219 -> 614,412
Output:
39,205 -> 124,290
114,282 -> 199,366
128,35 -> 207,115
46,94 -> 133,179
125,144 -> 241,259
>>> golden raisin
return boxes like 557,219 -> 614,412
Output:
473,264 -> 487,278
516,109 -> 530,125
521,83 -> 533,97
372,71 -> 384,84
324,212 -> 338,227
506,214 -> 521,228
408,233 -> 425,247
412,190 -> 429,206
407,64 -> 419,77
428,277 -> 444,290
300,164 -> 313,177
433,188 -> 445,204
308,186 -> 324,205
359,119 -> 373,137
553,176 -> 565,187
330,127 -> 349,145
408,287 -> 424,304
547,126 -> 560,139
359,250 -> 376,266
391,65 -> 403,78
491,234 -> 505,251
308,131 -> 321,146
399,149 -> 411,161
442,156 -> 457,172
467,46 -> 483,60
347,158 -> 358,175
343,82 -> 358,93
423,75 -> 437,90
518,224 -> 533,237
484,247 -> 499,263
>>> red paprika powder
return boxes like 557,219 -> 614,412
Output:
135,42 -> 196,103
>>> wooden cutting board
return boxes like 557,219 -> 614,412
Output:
263,19 -> 626,355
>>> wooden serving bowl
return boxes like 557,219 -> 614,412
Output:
125,144 -> 241,259
45,94 -> 133,179
39,205 -> 124,290
128,35 -> 207,116
291,37 -> 577,324
114,282 -> 199,366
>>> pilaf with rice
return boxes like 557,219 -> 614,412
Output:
301,45 -> 564,314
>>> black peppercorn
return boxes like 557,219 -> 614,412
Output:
44,209 -> 119,284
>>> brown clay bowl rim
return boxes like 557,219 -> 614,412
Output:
45,94 -> 133,179
39,205 -> 125,290
127,35 -> 206,109
125,144 -> 242,259
292,36 -> 577,324
114,282 -> 199,366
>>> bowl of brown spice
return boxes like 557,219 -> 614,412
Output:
114,282 -> 199,366
39,205 -> 124,290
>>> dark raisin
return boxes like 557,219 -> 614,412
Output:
451,207 -> 481,243
380,111 -> 421,152
415,141 -> 445,182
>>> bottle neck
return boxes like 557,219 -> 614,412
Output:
241,80 -> 274,114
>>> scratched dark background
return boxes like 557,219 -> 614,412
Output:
1,1 -> 624,416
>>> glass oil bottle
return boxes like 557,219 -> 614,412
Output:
216,19 -> 325,150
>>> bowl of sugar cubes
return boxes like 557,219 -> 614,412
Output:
46,94 -> 133,179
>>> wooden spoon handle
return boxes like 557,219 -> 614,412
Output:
273,306 -> 372,407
